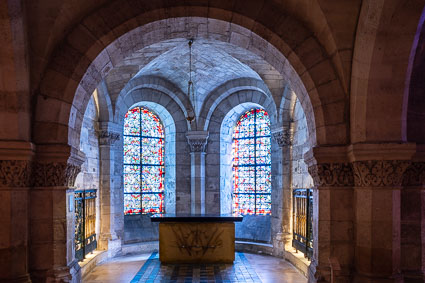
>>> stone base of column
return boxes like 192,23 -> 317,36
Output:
308,260 -> 330,283
401,270 -> 425,283
352,271 -> 403,283
106,238 -> 122,258
0,274 -> 31,283
99,232 -> 121,258
31,260 -> 81,283
272,232 -> 285,257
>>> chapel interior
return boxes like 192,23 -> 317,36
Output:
2,1 -> 425,282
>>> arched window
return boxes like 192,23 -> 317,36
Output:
123,107 -> 165,215
233,108 -> 271,215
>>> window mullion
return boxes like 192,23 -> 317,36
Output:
254,109 -> 257,215
139,107 -> 143,213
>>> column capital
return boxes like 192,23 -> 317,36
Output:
96,130 -> 120,146
0,141 -> 35,188
186,131 -> 209,152
308,162 -> 354,187
271,127 -> 292,147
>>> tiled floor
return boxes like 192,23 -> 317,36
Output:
83,252 -> 307,283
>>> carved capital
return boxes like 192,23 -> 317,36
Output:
402,162 -> 425,186
32,162 -> 81,187
352,160 -> 410,187
272,128 -> 292,147
186,131 -> 209,152
97,130 -> 120,146
0,160 -> 32,187
308,163 -> 354,187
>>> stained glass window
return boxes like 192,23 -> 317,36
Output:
123,107 -> 165,215
233,108 -> 271,215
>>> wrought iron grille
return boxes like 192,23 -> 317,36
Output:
292,188 -> 313,259
75,189 -> 97,261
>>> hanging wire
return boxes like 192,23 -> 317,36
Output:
186,39 -> 195,123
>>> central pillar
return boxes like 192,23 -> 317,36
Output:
30,144 -> 83,283
0,141 -> 33,283
186,131 -> 209,214
271,127 -> 292,256
97,123 -> 121,256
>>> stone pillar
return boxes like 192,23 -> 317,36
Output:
350,143 -> 415,282
0,141 -> 33,282
97,124 -> 121,256
305,146 -> 354,283
186,131 -> 209,214
400,160 -> 425,281
271,127 -> 292,256
30,144 -> 83,283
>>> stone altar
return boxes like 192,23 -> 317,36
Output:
150,214 -> 243,263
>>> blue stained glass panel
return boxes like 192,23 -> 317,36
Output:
141,138 -> 164,165
233,194 -> 255,215
124,136 -> 140,164
142,166 -> 164,192
124,194 -> 141,215
141,108 -> 164,138
256,194 -> 271,215
142,193 -> 163,214
124,107 -> 140,136
233,166 -> 255,193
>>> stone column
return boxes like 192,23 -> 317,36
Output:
30,144 -> 83,283
0,141 -> 33,282
305,146 -> 354,283
271,127 -> 292,256
186,131 -> 209,214
97,124 -> 121,256
400,160 -> 425,281
350,143 -> 415,282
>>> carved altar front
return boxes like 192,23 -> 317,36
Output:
151,214 -> 242,263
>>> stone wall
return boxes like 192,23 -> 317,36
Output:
75,96 -> 100,238
291,100 -> 313,190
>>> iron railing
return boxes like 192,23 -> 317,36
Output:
75,189 -> 97,261
292,188 -> 313,259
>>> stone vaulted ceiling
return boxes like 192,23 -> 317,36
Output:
103,38 -> 285,116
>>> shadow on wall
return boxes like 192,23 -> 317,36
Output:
236,215 -> 271,243
124,214 -> 159,244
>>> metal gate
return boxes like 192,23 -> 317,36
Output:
75,189 -> 97,261
292,188 -> 313,259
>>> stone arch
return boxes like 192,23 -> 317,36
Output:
198,77 -> 277,131
116,75 -> 193,129
351,0 -> 424,143
116,86 -> 191,215
406,6 -> 425,143
205,89 -> 277,237
96,80 -> 114,123
33,4 -> 350,150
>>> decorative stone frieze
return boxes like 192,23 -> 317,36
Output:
0,160 -> 32,187
272,127 -> 292,147
352,160 -> 410,187
97,130 -> 120,146
32,162 -> 81,187
186,131 -> 209,153
402,162 -> 425,186
308,163 -> 354,187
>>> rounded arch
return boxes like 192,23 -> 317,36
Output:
351,0 -> 425,143
116,86 -> 191,214
116,75 -> 193,128
406,6 -> 425,143
124,102 -> 176,214
204,89 -> 277,215
34,5 -> 349,150
198,77 -> 278,131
